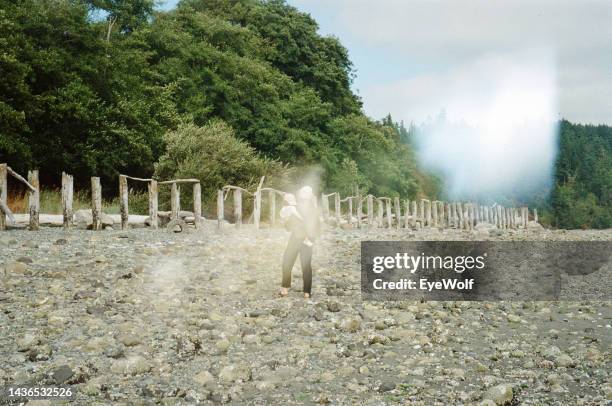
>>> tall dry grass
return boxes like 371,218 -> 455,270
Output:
7,189 -> 150,215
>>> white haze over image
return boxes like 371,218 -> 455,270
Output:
288,0 -> 612,199
410,50 -> 558,200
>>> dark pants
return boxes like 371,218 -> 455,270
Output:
281,233 -> 313,294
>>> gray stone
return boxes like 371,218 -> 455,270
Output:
17,333 -> 39,351
53,365 -> 74,384
5,262 -> 27,274
219,365 -> 251,383
483,384 -> 513,405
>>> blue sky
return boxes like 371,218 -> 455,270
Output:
157,0 -> 612,125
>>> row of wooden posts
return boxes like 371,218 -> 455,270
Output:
0,163 -> 203,231
0,163 -> 537,232
216,187 -> 537,230
319,192 -> 536,230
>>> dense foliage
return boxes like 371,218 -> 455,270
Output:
0,0 -> 433,201
546,121 -> 611,229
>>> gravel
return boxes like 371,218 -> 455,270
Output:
0,224 -> 610,404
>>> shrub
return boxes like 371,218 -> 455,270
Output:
155,121 -> 291,216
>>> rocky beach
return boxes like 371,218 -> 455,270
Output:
1,224 -> 610,405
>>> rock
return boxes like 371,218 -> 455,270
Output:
22,240 -> 38,248
74,209 -> 114,229
118,333 -> 142,347
193,370 -> 215,387
339,317 -> 361,333
53,365 -> 74,384
215,339 -> 231,353
218,365 -> 251,383
379,380 -> 396,392
542,346 -> 561,360
5,262 -> 27,274
367,334 -> 388,345
111,355 -> 152,375
104,346 -> 124,359
27,345 -> 52,361
326,301 -> 341,312
450,368 -> 466,380
483,384 -> 513,405
16,256 -> 33,264
507,314 -> 521,323
54,238 -> 68,245
17,333 -> 40,351
555,353 -> 574,368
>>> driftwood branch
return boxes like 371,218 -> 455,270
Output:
222,185 -> 253,196
260,187 -> 287,197
7,166 -> 36,192
121,175 -> 153,182
159,179 -> 200,185
0,200 -> 15,224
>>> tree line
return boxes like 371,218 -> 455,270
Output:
0,0 -> 435,204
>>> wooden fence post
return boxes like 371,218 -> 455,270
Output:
456,202 -> 463,229
269,190 -> 276,227
394,197 -> 401,229
234,189 -> 242,228
148,180 -> 158,229
367,195 -> 374,227
385,199 -> 392,228
377,199 -> 384,227
321,193 -> 329,221
334,192 -> 341,225
119,175 -> 129,230
534,209 -> 538,223
28,170 -> 39,230
170,183 -> 179,220
91,177 -> 102,230
347,197 -> 353,227
469,204 -> 474,230
193,183 -> 201,228
357,195 -> 363,228
254,189 -> 261,229
444,202 -> 450,228
404,200 -> 410,228
410,200 -> 417,228
432,200 -> 438,227
61,172 -> 73,229
217,190 -> 224,229
0,164 -> 7,230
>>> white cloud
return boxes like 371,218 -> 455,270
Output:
292,0 -> 612,124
